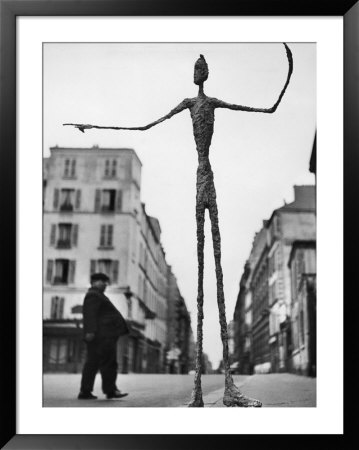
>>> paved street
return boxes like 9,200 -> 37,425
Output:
208,373 -> 316,407
44,374 -> 249,407
43,373 -> 316,407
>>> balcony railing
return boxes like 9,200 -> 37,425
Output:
52,276 -> 68,285
60,204 -> 73,212
101,205 -> 115,213
57,239 -> 71,249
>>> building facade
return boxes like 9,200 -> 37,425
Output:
288,241 -> 316,376
43,146 -> 175,373
233,223 -> 268,374
251,244 -> 270,373
266,185 -> 316,372
233,263 -> 251,374
136,205 -> 169,373
166,266 -> 193,374
232,186 -> 316,375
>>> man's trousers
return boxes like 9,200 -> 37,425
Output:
80,337 -> 118,395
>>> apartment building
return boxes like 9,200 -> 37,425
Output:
43,146 -> 169,373
233,186 -> 316,374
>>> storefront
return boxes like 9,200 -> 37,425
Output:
43,320 -> 85,373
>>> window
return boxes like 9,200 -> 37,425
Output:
50,223 -> 78,248
46,259 -> 76,285
64,159 -> 70,177
104,160 -> 110,177
57,224 -> 71,248
102,190 -> 116,211
60,189 -> 75,211
90,259 -> 119,284
54,259 -> 69,284
94,189 -> 122,213
71,159 -> 76,177
111,159 -> 117,177
104,159 -> 117,178
51,296 -> 65,319
99,224 -> 114,247
97,259 -> 114,280
53,188 -> 81,211
63,158 -> 76,178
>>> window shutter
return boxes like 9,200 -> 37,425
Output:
50,225 -> 56,246
50,297 -> 57,319
75,190 -> 81,209
112,260 -> 119,283
116,190 -> 122,212
68,260 -> 76,284
112,160 -> 117,177
90,260 -> 96,278
64,159 -> 70,177
107,225 -> 113,246
71,159 -> 76,177
100,225 -> 105,246
105,160 -> 110,177
94,189 -> 101,212
46,260 -> 54,284
53,189 -> 59,209
59,297 -> 65,319
72,224 -> 79,246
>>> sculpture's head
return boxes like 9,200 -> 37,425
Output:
194,54 -> 209,85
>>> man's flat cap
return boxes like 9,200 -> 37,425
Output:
90,272 -> 110,282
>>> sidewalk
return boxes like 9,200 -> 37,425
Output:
203,373 -> 316,407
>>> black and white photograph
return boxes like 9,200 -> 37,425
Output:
42,42 -> 317,408
1,5 -> 349,445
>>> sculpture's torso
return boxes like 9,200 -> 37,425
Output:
189,94 -> 215,156
189,94 -> 216,207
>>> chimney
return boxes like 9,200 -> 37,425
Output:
293,185 -> 315,209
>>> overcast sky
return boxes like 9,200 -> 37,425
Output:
44,43 -> 316,369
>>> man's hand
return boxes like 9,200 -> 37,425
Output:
84,333 -> 95,342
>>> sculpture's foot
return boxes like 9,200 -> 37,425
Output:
223,385 -> 262,407
188,389 -> 204,407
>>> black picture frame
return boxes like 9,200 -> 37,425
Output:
1,1 -> 356,448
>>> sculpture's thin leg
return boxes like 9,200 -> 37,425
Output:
188,202 -> 205,407
208,188 -> 262,407
207,189 -> 232,387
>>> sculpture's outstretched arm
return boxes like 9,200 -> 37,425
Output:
63,99 -> 191,133
213,43 -> 293,114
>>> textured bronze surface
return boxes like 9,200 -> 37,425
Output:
64,44 -> 293,407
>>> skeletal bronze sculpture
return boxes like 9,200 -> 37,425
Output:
64,44 -> 293,407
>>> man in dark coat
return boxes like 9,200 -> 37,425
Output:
78,272 -> 130,400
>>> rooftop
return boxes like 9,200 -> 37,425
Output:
267,185 -> 316,226
49,145 -> 142,166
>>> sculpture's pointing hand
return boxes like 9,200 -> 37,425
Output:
63,123 -> 92,133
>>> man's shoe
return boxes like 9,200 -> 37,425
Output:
106,390 -> 129,399
78,392 -> 98,400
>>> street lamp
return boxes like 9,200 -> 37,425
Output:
120,286 -> 133,375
